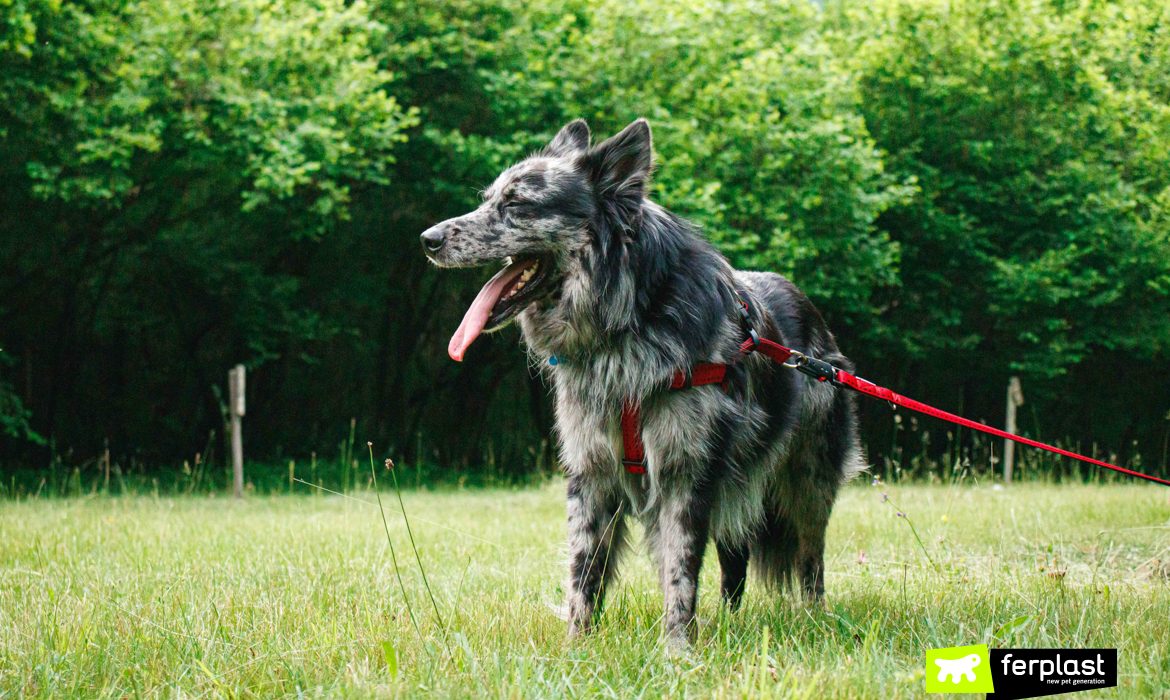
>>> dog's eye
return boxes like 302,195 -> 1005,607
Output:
503,199 -> 531,213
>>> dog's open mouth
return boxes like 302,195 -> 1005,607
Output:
448,255 -> 554,361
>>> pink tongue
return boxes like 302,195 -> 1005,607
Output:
448,261 -> 531,361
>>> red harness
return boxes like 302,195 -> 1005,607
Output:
616,310 -> 1170,487
620,336 -> 806,474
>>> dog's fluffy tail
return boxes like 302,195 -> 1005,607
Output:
749,511 -> 800,589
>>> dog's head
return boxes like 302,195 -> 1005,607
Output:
422,118 -> 653,360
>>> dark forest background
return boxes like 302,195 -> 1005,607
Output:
3,0 -> 1170,485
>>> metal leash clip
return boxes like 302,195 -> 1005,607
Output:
784,351 -> 839,384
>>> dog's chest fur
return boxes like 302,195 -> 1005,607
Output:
516,271 -> 794,542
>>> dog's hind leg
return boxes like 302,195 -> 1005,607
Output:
716,540 -> 748,610
795,510 -> 828,603
795,386 -> 861,604
566,475 -> 627,637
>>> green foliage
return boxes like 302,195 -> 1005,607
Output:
2,0 -> 1169,475
829,0 -> 1170,376
0,0 -> 52,62
7,0 -> 415,227
0,0 -> 415,458
487,0 -> 912,328
0,350 -> 40,444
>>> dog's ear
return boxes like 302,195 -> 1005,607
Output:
586,118 -> 653,199
585,120 -> 652,331
545,119 -> 591,156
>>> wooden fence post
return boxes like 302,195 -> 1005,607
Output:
1004,376 -> 1024,484
229,364 -> 246,499
102,437 -> 111,493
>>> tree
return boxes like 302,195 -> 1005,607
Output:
491,0 -> 912,335
0,0 -> 415,458
828,0 -> 1170,463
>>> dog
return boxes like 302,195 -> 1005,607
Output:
421,118 -> 864,646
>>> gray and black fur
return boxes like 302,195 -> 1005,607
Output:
421,119 -> 865,646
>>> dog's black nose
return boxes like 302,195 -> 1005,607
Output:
420,226 -> 447,253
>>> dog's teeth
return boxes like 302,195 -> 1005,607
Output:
500,263 -> 537,304
503,281 -> 524,301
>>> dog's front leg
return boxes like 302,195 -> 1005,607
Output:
565,475 -> 626,637
650,488 -> 711,648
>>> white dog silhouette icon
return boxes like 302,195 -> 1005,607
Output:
935,653 -> 981,683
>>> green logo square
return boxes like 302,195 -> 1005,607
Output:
926,644 -> 995,694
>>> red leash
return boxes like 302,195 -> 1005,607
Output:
832,366 -> 1170,487
619,332 -> 1170,487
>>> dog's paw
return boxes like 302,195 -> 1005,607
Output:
662,634 -> 694,661
567,618 -> 595,639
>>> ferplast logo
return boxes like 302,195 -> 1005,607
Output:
988,649 -> 1117,699
926,645 -> 1117,698
926,644 -> 995,694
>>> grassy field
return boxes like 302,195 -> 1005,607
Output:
1,480 -> 1168,698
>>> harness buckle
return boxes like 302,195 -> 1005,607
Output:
735,294 -> 761,350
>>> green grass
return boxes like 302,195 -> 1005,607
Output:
2,481 -> 1168,698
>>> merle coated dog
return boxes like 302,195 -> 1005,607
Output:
421,119 -> 864,647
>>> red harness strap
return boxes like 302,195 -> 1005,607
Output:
740,337 -> 795,366
619,402 -> 647,474
620,340 -> 806,474
621,363 -> 730,474
671,362 -> 728,389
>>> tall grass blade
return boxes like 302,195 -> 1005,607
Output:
365,445 -> 425,646
372,443 -> 448,635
